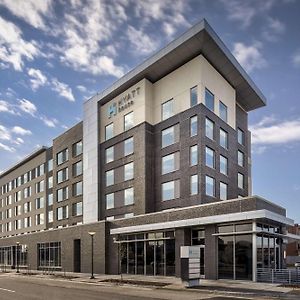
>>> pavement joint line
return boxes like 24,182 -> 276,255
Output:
0,287 -> 15,293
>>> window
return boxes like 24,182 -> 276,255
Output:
106,193 -> 114,209
15,205 -> 21,216
162,126 -> 176,148
106,169 -> 114,186
220,155 -> 228,176
162,153 -> 177,174
73,161 -> 83,177
190,86 -> 198,107
205,147 -> 215,169
48,193 -> 53,206
72,202 -> 83,216
205,118 -> 214,140
35,180 -> 44,193
190,145 -> 198,166
124,162 -> 134,181
73,140 -> 83,156
220,182 -> 227,200
162,180 -> 179,201
48,159 -> 53,172
48,210 -> 53,223
57,167 -> 68,184
124,111 -> 134,131
36,164 -> 44,177
124,137 -> 134,156
106,146 -> 114,163
35,213 -> 44,225
24,217 -> 31,228
15,191 -> 21,202
57,205 -> 68,220
57,186 -> 68,202
23,202 -> 31,213
205,88 -> 214,111
219,101 -> 228,122
162,99 -> 174,120
220,129 -> 228,149
105,123 -> 114,140
238,151 -> 244,167
57,148 -> 68,165
48,176 -> 53,189
73,181 -> 83,196
35,197 -> 44,209
124,187 -> 134,205
38,242 -> 61,267
190,174 -> 198,195
238,128 -> 244,145
23,186 -> 31,199
6,195 -> 12,205
205,175 -> 215,197
190,116 -> 198,136
238,173 -> 244,189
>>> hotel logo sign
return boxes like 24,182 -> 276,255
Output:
108,87 -> 140,118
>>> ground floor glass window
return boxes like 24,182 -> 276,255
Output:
38,242 -> 61,269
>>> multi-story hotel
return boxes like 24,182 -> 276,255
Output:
0,19 -> 296,281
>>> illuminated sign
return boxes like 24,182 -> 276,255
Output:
108,87 -> 140,118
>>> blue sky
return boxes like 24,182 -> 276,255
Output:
0,0 -> 299,222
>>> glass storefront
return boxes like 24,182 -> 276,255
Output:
37,242 -> 61,269
119,231 -> 175,276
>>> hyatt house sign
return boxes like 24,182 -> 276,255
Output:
108,87 -> 140,118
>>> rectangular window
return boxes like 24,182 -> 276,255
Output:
205,146 -> 215,169
190,86 -> 198,107
190,145 -> 198,166
57,148 -> 68,165
190,116 -> 197,136
205,175 -> 215,197
238,150 -> 244,167
23,201 -> 31,213
238,173 -> 244,189
35,213 -> 44,225
48,193 -> 53,206
36,164 -> 44,177
48,210 -> 53,223
105,123 -> 114,140
35,180 -> 44,193
220,182 -> 228,200
219,101 -> 228,122
162,126 -> 176,148
238,128 -> 244,145
38,242 -> 61,267
190,174 -> 198,195
220,128 -> 228,149
57,186 -> 68,202
48,176 -> 53,189
124,162 -> 134,181
73,160 -> 83,177
205,118 -> 214,140
106,169 -> 114,186
124,137 -> 134,156
23,186 -> 31,199
24,217 -> 31,228
73,181 -> 83,196
73,140 -> 83,157
57,206 -> 68,220
48,159 -> 53,172
106,193 -> 114,209
162,180 -> 179,201
162,99 -> 174,120
105,146 -> 114,163
162,153 -> 176,174
124,111 -> 134,131
205,88 -> 214,112
124,187 -> 134,205
57,167 -> 68,184
72,201 -> 83,216
220,155 -> 228,176
35,197 -> 44,209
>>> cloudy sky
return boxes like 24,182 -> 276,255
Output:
0,0 -> 299,222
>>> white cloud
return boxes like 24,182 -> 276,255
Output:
76,85 -> 87,93
0,124 -> 11,140
28,68 -> 47,90
0,16 -> 40,71
0,142 -> 15,152
250,118 -> 300,145
233,42 -> 267,72
14,137 -> 24,145
51,78 -> 75,102
262,17 -> 286,42
0,0 -> 52,30
0,100 -> 18,114
11,126 -> 32,136
40,115 -> 58,128
127,26 -> 159,55
18,99 -> 37,116
292,51 -> 300,67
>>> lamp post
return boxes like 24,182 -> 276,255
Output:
16,242 -> 20,273
88,232 -> 96,279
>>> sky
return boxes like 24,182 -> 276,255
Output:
0,0 -> 299,222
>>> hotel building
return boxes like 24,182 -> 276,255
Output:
0,19 -> 296,281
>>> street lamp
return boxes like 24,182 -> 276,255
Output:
88,232 -> 96,279
16,242 -> 20,273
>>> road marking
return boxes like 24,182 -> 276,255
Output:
0,287 -> 15,293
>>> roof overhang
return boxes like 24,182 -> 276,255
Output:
87,19 -> 266,112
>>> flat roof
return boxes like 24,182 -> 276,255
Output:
87,19 -> 266,112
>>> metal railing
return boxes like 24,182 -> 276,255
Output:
257,268 -> 300,284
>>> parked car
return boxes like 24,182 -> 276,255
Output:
295,262 -> 300,268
